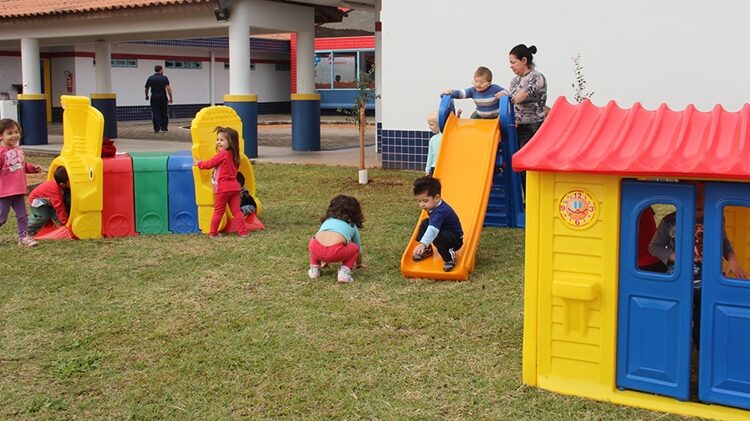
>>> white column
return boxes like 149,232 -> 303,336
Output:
94,41 -> 112,93
296,26 -> 315,94
375,0 -> 383,124
20,38 -> 41,94
209,50 -> 216,105
228,0 -> 252,95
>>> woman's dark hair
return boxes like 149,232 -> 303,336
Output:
509,44 -> 537,68
322,195 -> 364,228
215,126 -> 241,166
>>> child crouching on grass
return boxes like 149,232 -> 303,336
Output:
308,195 -> 364,283
28,166 -> 71,236
236,172 -> 257,217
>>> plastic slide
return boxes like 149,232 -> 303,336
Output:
400,101 -> 500,281
190,105 -> 264,234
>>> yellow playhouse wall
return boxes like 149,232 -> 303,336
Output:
523,171 -> 621,393
523,172 -> 750,420
48,95 -> 104,239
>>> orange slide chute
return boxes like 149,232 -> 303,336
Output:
400,114 -> 500,281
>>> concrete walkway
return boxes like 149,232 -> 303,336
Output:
26,115 -> 380,168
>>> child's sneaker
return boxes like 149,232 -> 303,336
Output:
308,265 -> 320,279
337,266 -> 354,283
412,246 -> 433,262
18,236 -> 38,247
443,248 -> 457,271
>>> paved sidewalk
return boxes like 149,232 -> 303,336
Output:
28,115 -> 380,168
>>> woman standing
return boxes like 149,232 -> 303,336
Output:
508,44 -> 547,150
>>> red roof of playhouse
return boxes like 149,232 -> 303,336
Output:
513,96 -> 750,181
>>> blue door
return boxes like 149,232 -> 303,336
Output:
699,182 -> 750,409
617,180 -> 695,400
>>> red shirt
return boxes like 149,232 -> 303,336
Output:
28,180 -> 69,224
197,149 -> 241,193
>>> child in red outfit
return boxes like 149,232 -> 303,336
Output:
193,127 -> 248,237
0,118 -> 41,247
28,166 -> 71,236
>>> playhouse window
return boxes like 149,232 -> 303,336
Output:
722,205 -> 749,280
637,204 -> 676,273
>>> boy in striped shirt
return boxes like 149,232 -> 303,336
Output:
442,66 -> 508,119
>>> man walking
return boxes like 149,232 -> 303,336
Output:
144,65 -> 173,133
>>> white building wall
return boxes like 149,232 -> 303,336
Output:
250,62 -> 290,102
48,57 -> 81,106
0,56 -> 22,99
74,57 -> 96,104
0,43 -> 291,108
381,0 -> 750,131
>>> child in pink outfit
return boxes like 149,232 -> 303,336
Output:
0,118 -> 41,247
194,126 -> 248,237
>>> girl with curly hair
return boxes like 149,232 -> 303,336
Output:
308,195 -> 364,283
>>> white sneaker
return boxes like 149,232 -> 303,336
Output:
337,266 -> 354,283
308,265 -> 320,279
18,236 -> 38,247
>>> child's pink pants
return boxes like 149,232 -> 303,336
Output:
308,237 -> 359,268
210,191 -> 247,236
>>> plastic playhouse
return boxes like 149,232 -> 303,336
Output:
515,96 -> 750,419
36,95 -> 263,240
399,96 -> 525,281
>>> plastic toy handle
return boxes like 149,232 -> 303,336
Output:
438,94 -> 455,133
499,96 -> 515,138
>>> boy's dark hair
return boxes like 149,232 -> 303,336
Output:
413,176 -> 441,197
322,195 -> 364,228
236,172 -> 245,187
474,66 -> 493,82
53,166 -> 69,185
154,65 -> 163,73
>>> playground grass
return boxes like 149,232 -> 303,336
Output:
0,157 -> 687,420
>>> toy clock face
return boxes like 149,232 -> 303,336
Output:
559,189 -> 597,228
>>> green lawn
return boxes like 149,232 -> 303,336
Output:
1,157 -> 687,419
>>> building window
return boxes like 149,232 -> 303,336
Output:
94,59 -> 138,68
112,59 -> 137,68
165,60 -> 202,70
275,63 -> 290,71
332,51 -> 357,89
225,62 -> 254,70
314,49 -> 376,90
314,52 -> 332,89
